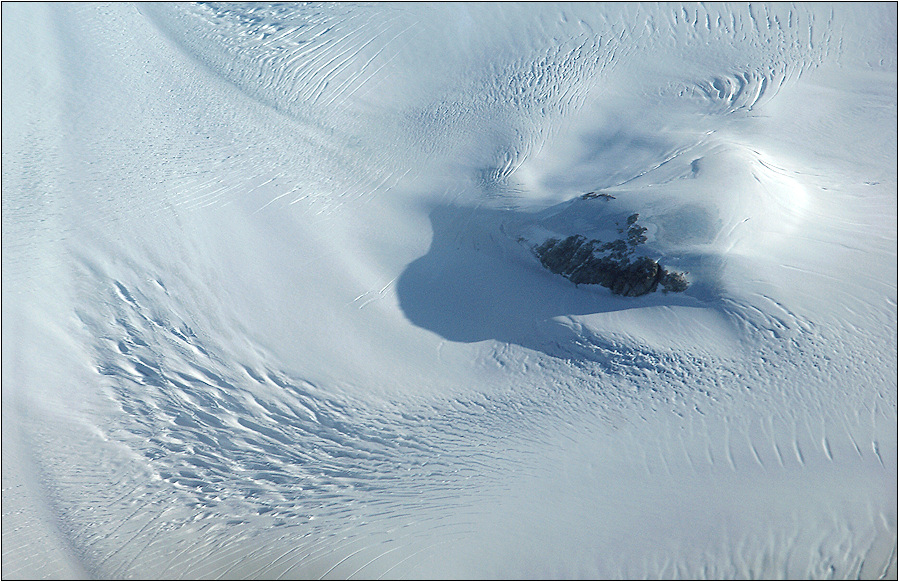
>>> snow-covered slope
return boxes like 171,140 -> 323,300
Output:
2,2 -> 896,579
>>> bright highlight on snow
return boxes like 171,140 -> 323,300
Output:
2,2 -> 896,579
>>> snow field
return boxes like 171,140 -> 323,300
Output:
2,2 -> 896,579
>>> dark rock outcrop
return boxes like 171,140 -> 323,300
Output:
581,191 -> 616,201
534,214 -> 687,297
659,270 -> 689,293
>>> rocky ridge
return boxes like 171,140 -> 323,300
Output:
534,196 -> 688,297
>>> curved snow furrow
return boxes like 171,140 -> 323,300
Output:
64,260 -> 670,492
37,400 -> 472,581
58,252 -> 817,524
693,71 -> 776,113
276,19 -> 392,109
51,278 -> 899,576
145,2 -> 838,206
662,63 -> 790,116
305,19 -> 413,110
75,279 -> 422,488
638,5 -> 833,116
145,3 -> 413,124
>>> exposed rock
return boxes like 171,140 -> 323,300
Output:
660,270 -> 689,293
581,191 -> 615,201
534,214 -> 687,297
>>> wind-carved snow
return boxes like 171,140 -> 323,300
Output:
2,2 -> 896,579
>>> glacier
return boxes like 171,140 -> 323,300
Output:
2,2 -> 896,579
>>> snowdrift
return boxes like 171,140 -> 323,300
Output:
2,2 -> 896,579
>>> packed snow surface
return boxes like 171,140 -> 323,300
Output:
2,2 -> 896,579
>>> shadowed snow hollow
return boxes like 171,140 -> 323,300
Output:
2,2 -> 896,579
